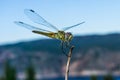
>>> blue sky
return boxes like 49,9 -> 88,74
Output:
0,0 -> 120,45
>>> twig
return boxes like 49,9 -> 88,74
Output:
65,46 -> 74,80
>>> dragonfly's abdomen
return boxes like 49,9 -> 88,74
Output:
32,30 -> 56,38
32,30 -> 66,41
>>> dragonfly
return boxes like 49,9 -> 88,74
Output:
14,9 -> 85,56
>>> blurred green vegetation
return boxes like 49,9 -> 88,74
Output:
90,74 -> 114,80
3,60 -> 36,80
0,77 -> 5,80
0,62 -> 116,80
25,64 -> 35,80
4,60 -> 16,80
90,75 -> 97,80
103,74 -> 114,80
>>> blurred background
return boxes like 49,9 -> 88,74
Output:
0,0 -> 120,80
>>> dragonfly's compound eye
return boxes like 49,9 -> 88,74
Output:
66,32 -> 73,41
66,32 -> 72,36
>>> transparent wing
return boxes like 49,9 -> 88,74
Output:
24,9 -> 59,31
14,21 -> 52,32
62,21 -> 85,31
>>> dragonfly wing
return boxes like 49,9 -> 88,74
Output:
24,9 -> 59,31
14,21 -> 52,32
62,21 -> 85,31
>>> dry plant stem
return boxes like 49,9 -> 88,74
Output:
65,46 -> 74,80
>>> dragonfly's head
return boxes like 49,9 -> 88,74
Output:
65,32 -> 73,42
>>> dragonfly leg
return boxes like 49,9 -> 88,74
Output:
65,41 -> 72,49
61,41 -> 69,57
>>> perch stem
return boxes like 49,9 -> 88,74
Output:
65,46 -> 74,80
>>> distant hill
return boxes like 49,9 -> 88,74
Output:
0,33 -> 120,76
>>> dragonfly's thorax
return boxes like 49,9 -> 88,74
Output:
55,31 -> 73,42
56,31 -> 65,41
